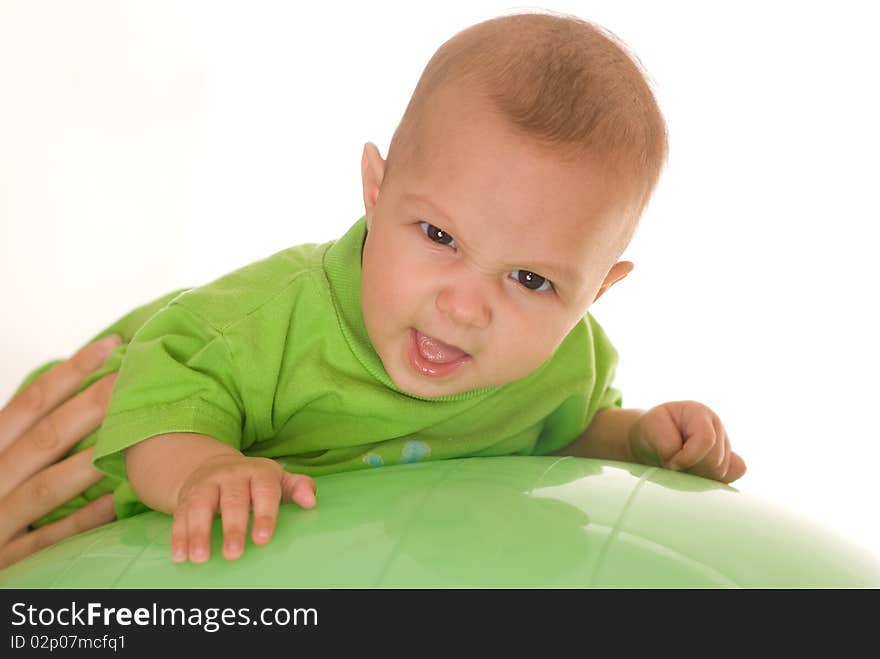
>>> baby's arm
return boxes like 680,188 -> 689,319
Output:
551,407 -> 643,463
125,433 -> 239,514
126,433 -> 316,562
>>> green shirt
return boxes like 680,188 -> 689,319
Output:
21,216 -> 622,522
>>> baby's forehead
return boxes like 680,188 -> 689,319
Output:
403,166 -> 626,244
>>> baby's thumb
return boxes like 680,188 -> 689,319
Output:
281,472 -> 317,509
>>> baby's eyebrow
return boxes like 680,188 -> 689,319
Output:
403,192 -> 582,285
403,193 -> 455,224
524,260 -> 580,285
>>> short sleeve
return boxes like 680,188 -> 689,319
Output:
93,301 -> 245,483
531,312 -> 623,455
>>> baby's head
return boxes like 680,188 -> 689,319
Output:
359,11 -> 668,399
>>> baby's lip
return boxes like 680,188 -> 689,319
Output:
414,329 -> 472,359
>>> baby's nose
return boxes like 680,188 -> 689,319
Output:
435,283 -> 492,329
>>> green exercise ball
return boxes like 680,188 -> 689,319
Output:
1,456 -> 878,588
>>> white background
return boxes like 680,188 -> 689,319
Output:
2,1 -> 879,559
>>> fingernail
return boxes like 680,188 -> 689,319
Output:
95,335 -> 122,359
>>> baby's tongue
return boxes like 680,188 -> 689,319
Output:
416,331 -> 468,363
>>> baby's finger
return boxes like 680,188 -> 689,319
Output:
717,432 -> 732,479
219,480 -> 251,560
250,472 -> 282,546
183,486 -> 219,563
281,473 -> 317,509
690,416 -> 727,478
630,408 -> 681,466
667,411 -> 717,470
721,452 -> 747,484
709,416 -> 727,468
170,507 -> 188,563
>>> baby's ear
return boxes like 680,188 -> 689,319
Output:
361,142 -> 386,221
593,261 -> 634,303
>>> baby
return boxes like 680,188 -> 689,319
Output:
18,11 -> 745,563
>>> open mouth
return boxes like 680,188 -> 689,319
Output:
407,329 -> 472,378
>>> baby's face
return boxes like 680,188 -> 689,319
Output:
361,88 -> 633,399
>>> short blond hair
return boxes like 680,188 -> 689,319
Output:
386,11 -> 669,227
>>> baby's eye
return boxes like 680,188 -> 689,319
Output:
419,221 -> 457,248
510,269 -> 554,293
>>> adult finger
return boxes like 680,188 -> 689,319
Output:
0,494 -> 116,570
0,335 -> 121,453
0,448 -> 104,545
250,469 -> 282,546
0,373 -> 117,500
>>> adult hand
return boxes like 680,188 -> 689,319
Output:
0,335 -> 122,569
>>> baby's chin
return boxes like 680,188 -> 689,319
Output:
387,368 -> 477,399
379,352 -> 476,398
386,359 -> 521,399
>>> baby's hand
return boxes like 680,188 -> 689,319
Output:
171,454 -> 316,563
628,401 -> 746,483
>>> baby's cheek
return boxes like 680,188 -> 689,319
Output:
363,248 -> 394,293
385,253 -> 430,301
363,262 -> 418,333
511,329 -> 564,375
